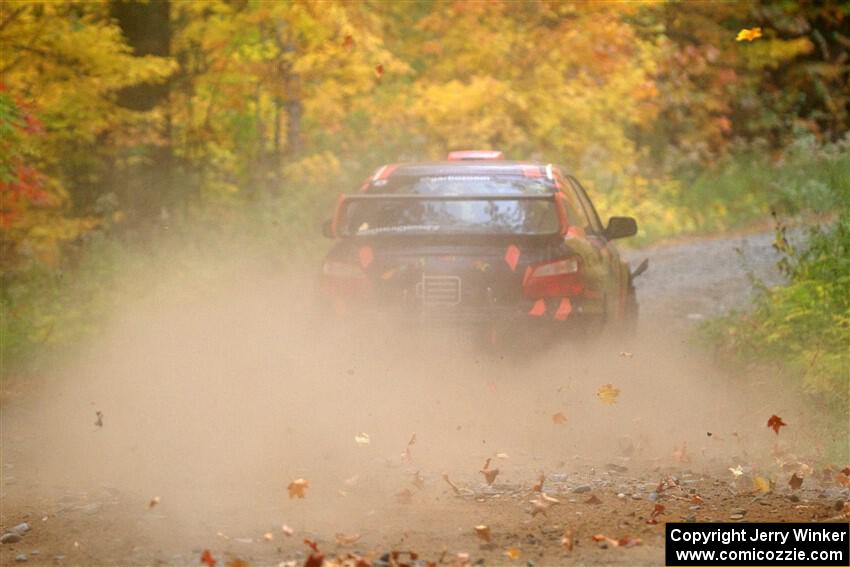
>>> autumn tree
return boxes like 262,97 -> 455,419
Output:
0,1 -> 174,270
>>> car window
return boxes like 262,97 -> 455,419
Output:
344,174 -> 562,236
567,176 -> 604,234
553,171 -> 588,230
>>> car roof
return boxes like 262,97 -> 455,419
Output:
388,160 -> 570,178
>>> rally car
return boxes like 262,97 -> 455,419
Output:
319,151 -> 643,340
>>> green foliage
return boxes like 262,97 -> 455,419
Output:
703,212 -> 850,419
665,134 -> 850,239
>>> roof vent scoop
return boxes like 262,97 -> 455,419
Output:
447,150 -> 504,161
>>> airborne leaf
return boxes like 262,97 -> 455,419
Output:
736,27 -> 763,42
474,525 -> 491,543
481,467 -> 500,485
788,473 -> 803,490
767,415 -> 787,434
287,478 -> 309,499
597,384 -> 620,405
354,432 -> 371,445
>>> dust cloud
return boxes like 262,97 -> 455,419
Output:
3,242 -> 824,549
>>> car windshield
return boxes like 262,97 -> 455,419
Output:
343,175 -> 560,235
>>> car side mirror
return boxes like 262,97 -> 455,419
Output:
321,219 -> 334,238
605,216 -> 637,240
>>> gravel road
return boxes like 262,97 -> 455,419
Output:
2,230 -> 846,567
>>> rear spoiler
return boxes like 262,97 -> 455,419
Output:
330,193 -> 569,238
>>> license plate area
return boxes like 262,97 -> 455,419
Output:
416,275 -> 462,306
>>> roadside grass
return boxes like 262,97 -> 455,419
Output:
622,134 -> 850,246
700,212 -> 850,461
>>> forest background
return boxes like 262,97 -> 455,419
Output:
1,0 -> 848,409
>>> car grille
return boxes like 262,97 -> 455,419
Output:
419,275 -> 462,306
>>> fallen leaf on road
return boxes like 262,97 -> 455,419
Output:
618,536 -> 643,547
646,503 -> 665,524
226,560 -> 248,567
593,534 -> 643,548
496,452 -> 509,459
354,433 -> 370,445
474,525 -> 491,543
561,528 -> 575,551
552,412 -> 568,425
342,35 -> 355,50
148,496 -> 160,509
288,478 -> 309,499
504,546 -> 521,560
532,473 -> 545,492
374,63 -> 384,79
619,351 -> 633,358
597,384 -> 620,405
657,477 -> 680,493
691,495 -> 704,505
407,432 -> 417,446
729,465 -> 744,477
453,552 -> 471,567
584,494 -> 602,505
789,473 -> 803,490
201,549 -> 216,567
281,524 -> 294,536
95,411 -> 103,427
754,476 -> 772,493
335,533 -> 361,546
263,532 -> 273,541
767,414 -> 786,434
529,496 -> 551,517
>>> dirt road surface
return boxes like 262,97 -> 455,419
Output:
2,231 -> 848,566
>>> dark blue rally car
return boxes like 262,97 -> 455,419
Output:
319,151 -> 643,339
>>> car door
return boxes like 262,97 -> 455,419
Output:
563,173 -> 624,320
